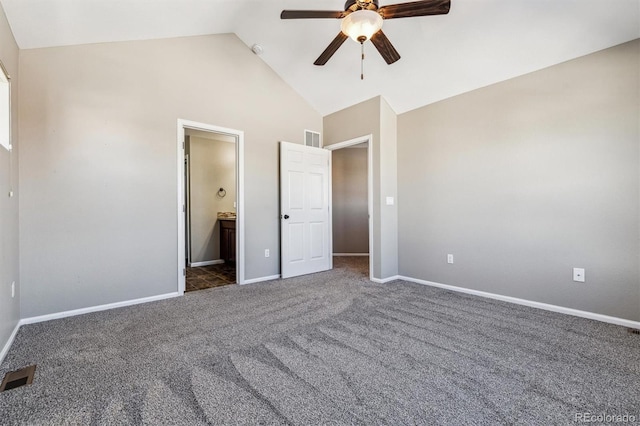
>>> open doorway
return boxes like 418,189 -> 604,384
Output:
177,120 -> 245,294
327,135 -> 373,279
185,129 -> 236,291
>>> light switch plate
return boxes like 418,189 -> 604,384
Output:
573,268 -> 585,282
386,196 -> 394,206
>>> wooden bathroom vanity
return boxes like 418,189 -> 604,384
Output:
219,218 -> 236,263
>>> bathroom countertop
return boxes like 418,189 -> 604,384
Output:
217,212 -> 236,220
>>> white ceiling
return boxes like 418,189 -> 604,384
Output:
1,0 -> 639,115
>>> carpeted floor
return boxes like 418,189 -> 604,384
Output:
1,257 -> 639,425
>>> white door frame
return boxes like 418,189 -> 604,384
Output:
326,134 -> 374,280
184,153 -> 192,265
177,119 -> 245,293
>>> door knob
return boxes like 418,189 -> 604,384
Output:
283,215 -> 290,219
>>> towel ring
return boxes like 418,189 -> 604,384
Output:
217,188 -> 226,198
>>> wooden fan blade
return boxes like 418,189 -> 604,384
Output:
379,0 -> 450,19
370,30 -> 401,64
314,32 -> 349,66
281,10 -> 346,19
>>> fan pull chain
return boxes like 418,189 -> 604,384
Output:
360,41 -> 364,80
356,36 -> 367,80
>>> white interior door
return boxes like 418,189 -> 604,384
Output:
280,141 -> 330,279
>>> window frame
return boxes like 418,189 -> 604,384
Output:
0,59 -> 11,152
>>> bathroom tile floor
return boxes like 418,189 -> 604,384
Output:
186,262 -> 236,292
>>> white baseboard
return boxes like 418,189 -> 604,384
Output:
241,275 -> 281,285
370,275 -> 401,284
333,253 -> 369,257
0,321 -> 21,365
398,276 -> 640,329
20,292 -> 182,326
189,259 -> 225,267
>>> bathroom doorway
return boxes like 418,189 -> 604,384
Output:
177,120 -> 245,293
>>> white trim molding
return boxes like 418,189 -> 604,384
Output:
370,275 -> 401,284
20,293 -> 181,326
241,275 -> 281,285
333,253 -> 369,256
398,276 -> 640,329
189,259 -> 225,267
326,135 -> 372,151
0,322 -> 21,364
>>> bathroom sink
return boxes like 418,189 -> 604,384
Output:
217,212 -> 236,220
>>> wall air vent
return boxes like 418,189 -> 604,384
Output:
304,130 -> 321,148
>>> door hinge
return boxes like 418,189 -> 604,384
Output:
183,268 -> 186,276
183,204 -> 185,213
182,141 -> 185,150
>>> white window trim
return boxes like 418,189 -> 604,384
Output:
0,59 -> 11,152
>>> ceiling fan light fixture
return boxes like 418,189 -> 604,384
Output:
341,10 -> 383,42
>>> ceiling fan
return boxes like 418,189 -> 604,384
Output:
281,0 -> 450,70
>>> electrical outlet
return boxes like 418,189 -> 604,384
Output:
447,254 -> 454,264
573,268 -> 585,283
11,281 -> 15,298
265,249 -> 270,258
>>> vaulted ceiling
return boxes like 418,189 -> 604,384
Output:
1,0 -> 638,115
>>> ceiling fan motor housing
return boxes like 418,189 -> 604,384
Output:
345,0 -> 379,12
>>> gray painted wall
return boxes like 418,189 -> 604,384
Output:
18,34 -> 321,318
380,98 -> 399,279
0,4 -> 19,355
398,40 -> 640,321
324,96 -> 398,279
9,24 -> 637,327
187,135 -> 236,264
332,147 -> 368,254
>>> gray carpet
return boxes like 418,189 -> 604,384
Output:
1,257 -> 639,425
